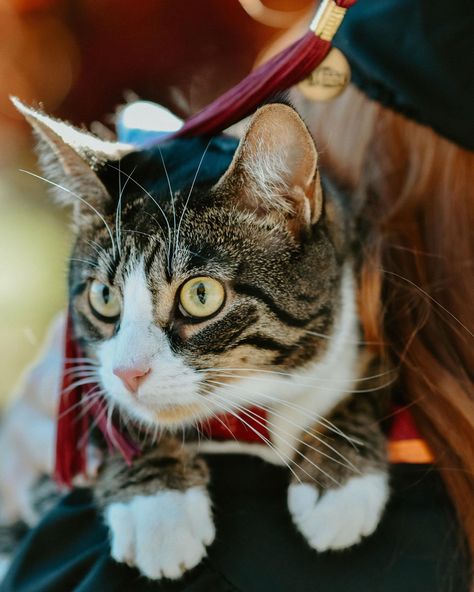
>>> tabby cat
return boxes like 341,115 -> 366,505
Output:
12,98 -> 390,581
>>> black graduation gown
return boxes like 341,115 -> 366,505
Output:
1,455 -> 470,592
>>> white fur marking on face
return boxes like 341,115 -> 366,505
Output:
97,260 -> 203,426
288,472 -> 389,551
106,486 -> 215,580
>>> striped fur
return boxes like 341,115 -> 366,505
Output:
13,102 -> 390,580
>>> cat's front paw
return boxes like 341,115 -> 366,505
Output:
105,486 -> 215,580
288,472 -> 389,552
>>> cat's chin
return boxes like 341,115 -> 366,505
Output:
116,397 -> 207,429
153,403 -> 203,426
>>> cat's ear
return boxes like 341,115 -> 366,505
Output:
12,97 -> 134,219
217,103 -> 322,228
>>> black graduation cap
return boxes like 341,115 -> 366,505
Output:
333,0 -> 474,149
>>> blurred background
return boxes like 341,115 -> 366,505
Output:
0,0 -> 313,404
0,0 -> 73,404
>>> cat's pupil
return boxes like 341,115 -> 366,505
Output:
196,283 -> 206,305
102,286 -> 110,304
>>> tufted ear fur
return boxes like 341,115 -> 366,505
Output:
217,103 -> 322,228
12,97 -> 134,222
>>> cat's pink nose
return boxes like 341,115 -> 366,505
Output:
113,365 -> 151,393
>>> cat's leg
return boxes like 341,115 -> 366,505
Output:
287,390 -> 390,552
94,438 -> 214,580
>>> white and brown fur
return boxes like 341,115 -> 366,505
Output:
7,98 -> 391,580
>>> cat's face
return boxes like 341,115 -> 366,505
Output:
17,100 -> 357,430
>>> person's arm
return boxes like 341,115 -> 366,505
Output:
0,313 -> 64,525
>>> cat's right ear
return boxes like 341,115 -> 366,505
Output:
12,97 -> 134,222
216,103 -> 323,234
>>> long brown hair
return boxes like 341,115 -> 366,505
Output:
294,85 -> 474,569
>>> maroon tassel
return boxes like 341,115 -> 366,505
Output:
87,397 -> 140,464
54,313 -> 89,487
173,0 -> 357,139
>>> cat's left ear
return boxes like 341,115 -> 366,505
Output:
217,103 -> 322,228
12,97 -> 134,218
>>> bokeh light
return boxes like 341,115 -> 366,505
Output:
0,0 -> 77,401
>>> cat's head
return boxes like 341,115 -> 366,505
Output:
16,99 -> 358,431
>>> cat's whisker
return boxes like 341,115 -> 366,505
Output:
62,377 -> 101,395
198,390 -> 306,485
108,164 -> 173,268
174,139 -> 212,267
75,389 -> 107,421
205,391 -> 324,487
205,379 -> 360,473
115,159 -> 123,257
151,423 -> 161,446
64,361 -> 98,371
202,400 -> 305,484
264,394 -> 362,447
201,374 -> 360,444
64,357 -> 98,365
65,374 -> 99,385
70,257 -> 99,269
382,268 -> 474,338
85,239 -> 108,258
202,370 -> 395,395
84,240 -> 115,276
57,388 -> 102,420
198,366 -> 396,384
20,169 -> 116,257
114,161 -> 136,257
302,328 -> 385,347
122,229 -> 154,239
64,366 -> 99,376
216,397 -> 345,486
78,401 -> 108,449
196,388 -> 239,443
240,398 -> 358,473
116,407 -> 135,442
157,145 -> 176,273
63,368 -> 98,382
138,419 -> 151,449
194,392 -> 217,441
106,401 -> 124,453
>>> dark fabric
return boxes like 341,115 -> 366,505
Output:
99,135 -> 238,197
1,455 -> 469,592
334,0 -> 474,149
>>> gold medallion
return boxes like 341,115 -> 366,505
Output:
298,47 -> 350,101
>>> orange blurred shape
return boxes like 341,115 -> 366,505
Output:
7,0 -> 59,14
0,11 -> 79,122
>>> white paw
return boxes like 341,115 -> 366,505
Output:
106,487 -> 215,580
288,472 -> 389,552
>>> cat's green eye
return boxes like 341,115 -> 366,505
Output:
88,280 -> 121,320
179,277 -> 225,319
